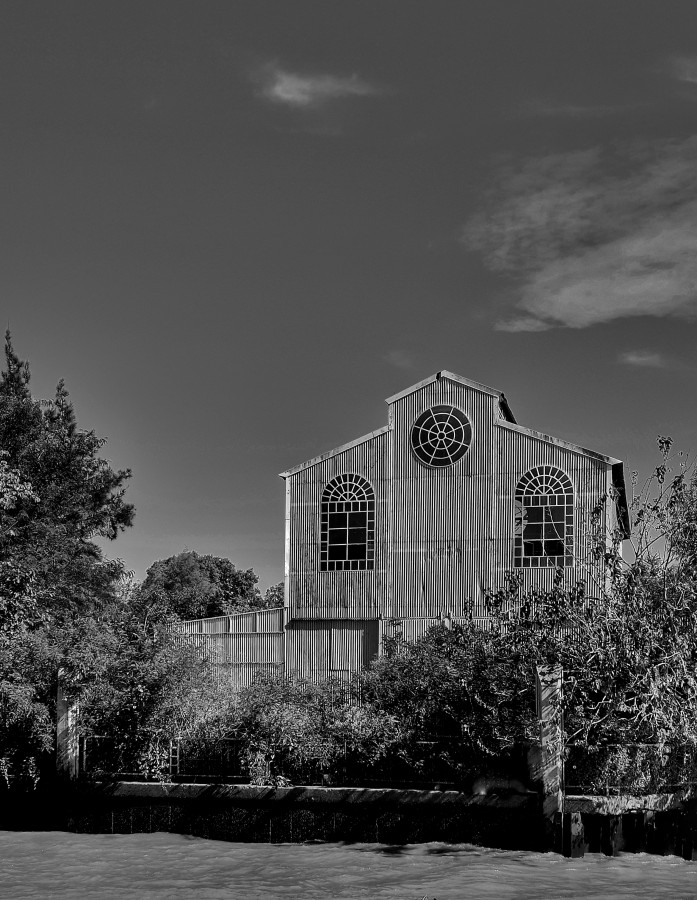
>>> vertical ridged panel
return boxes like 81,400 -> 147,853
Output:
282,373 -> 620,680
286,620 -> 378,680
388,379 -> 499,619
178,607 -> 284,635
256,607 -> 285,632
492,423 -> 612,609
286,430 -> 389,620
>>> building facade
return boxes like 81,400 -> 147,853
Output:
280,371 -> 629,681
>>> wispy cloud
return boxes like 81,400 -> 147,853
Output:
256,63 -> 378,109
670,55 -> 697,85
618,350 -> 666,368
519,99 -> 639,118
463,137 -> 697,331
384,349 -> 414,370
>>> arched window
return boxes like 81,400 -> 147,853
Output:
515,466 -> 573,568
320,474 -> 375,571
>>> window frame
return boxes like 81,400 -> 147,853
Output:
514,466 -> 574,568
320,473 -> 375,572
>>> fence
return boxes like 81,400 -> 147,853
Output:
79,733 -> 486,789
565,742 -> 697,796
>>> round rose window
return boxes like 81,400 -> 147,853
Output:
410,405 -> 472,467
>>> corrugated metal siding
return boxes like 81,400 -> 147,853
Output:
256,608 -> 285,632
212,663 -> 283,690
176,608 -> 285,690
388,379 -> 499,620
492,422 -> 610,608
282,372 -> 618,677
201,633 -> 285,665
178,607 -> 284,635
286,620 -> 379,680
286,430 -> 389,620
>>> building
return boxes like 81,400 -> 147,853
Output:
182,370 -> 629,687
280,370 -> 629,682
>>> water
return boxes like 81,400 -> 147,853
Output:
3,831 -> 697,899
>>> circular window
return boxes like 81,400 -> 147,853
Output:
410,405 -> 472,467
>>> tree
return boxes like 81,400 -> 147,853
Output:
359,621 -> 537,782
264,581 -> 284,608
0,333 -> 134,619
61,580 -> 223,780
0,333 -> 135,786
222,673 -> 404,786
138,550 -> 274,620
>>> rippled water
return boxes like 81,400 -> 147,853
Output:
3,831 -> 697,899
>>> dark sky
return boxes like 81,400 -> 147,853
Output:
4,1 -> 697,588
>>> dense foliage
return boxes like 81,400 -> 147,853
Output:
357,439 -> 697,793
0,334 -> 141,786
0,336 -> 217,788
137,551 -> 280,620
220,674 -> 405,786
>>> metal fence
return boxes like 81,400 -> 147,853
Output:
79,734 -> 476,788
565,742 -> 697,795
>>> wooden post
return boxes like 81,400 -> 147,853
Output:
56,671 -> 79,779
600,815 -> 623,856
532,665 -> 563,851
563,812 -> 586,858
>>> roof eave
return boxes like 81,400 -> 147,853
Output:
497,419 -> 622,465
385,370 -> 502,405
279,425 -> 390,478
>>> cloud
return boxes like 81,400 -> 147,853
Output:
670,55 -> 697,85
463,137 -> 697,330
618,350 -> 666,368
384,350 -> 414,370
257,63 -> 378,109
519,99 -> 639,118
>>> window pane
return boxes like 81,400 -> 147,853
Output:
348,528 -> 367,544
347,543 -> 367,560
348,511 -> 366,528
524,540 -> 543,557
543,539 -> 565,557
327,529 -> 347,546
328,513 -> 346,530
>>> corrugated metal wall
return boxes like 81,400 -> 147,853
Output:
493,422 -> 611,608
285,619 -> 379,680
279,372 -> 618,678
177,608 -> 285,689
286,431 -> 389,620
388,378 -> 500,619
179,607 -> 284,634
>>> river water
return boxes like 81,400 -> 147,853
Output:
3,831 -> 697,899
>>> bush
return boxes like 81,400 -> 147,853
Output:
220,674 -> 406,786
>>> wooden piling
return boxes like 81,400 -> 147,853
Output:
533,665 -> 563,851
562,812 -> 585,858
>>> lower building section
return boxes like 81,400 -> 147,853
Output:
179,609 -> 492,686
285,619 -> 379,681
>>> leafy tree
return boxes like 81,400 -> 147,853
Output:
264,581 -> 284,608
0,333 -> 135,786
0,333 -> 134,619
359,621 -> 537,782
62,581 -> 223,780
138,550 -> 275,620
222,673 -> 404,786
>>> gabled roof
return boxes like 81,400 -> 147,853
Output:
385,370 -> 500,404
279,425 -> 390,479
279,371 -> 517,478
497,420 -> 622,466
385,370 -> 517,423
